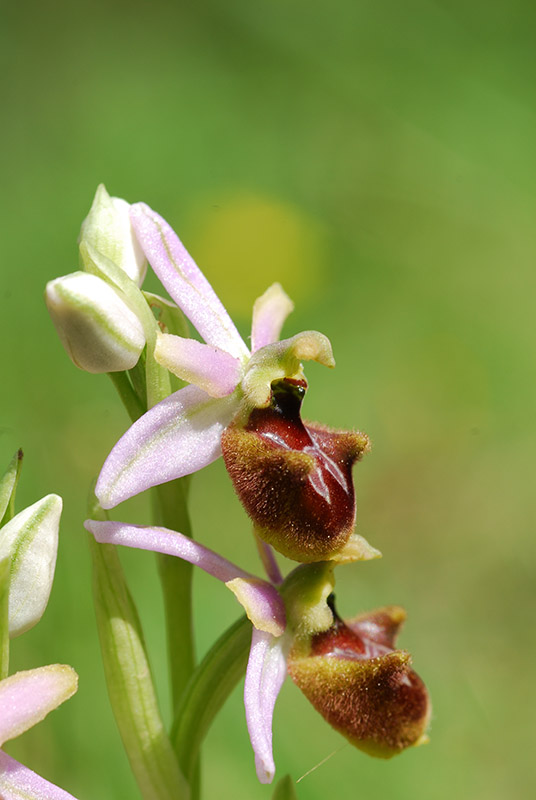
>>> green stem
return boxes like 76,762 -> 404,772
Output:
108,371 -> 146,422
152,480 -> 196,711
172,616 -> 252,785
0,558 -> 10,679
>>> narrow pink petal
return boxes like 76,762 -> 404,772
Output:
0,666 -> 78,747
155,334 -> 242,398
0,751 -> 79,800
85,522 -> 286,633
255,536 -> 284,586
95,385 -> 239,508
130,203 -> 249,359
85,520 -> 252,582
251,283 -> 294,352
244,630 -> 288,784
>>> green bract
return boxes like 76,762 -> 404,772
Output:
0,493 -> 61,637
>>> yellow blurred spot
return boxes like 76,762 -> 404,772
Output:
185,191 -> 326,318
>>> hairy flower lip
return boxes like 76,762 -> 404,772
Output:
287,598 -> 431,759
222,378 -> 370,562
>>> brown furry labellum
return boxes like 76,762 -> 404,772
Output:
287,599 -> 431,757
221,379 -> 370,562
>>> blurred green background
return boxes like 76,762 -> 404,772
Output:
1,0 -> 535,798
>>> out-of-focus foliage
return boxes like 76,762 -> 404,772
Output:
1,1 -> 534,798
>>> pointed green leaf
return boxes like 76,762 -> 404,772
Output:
272,775 -> 298,800
0,450 -> 23,527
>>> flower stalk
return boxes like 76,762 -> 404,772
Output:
0,558 -> 10,680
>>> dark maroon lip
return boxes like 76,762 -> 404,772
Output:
245,379 -> 356,514
311,596 -> 397,661
221,377 -> 369,560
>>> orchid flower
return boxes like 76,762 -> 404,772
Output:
95,203 -> 336,512
84,520 -> 429,783
0,665 -> 79,799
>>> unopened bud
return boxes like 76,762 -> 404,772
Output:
79,184 -> 147,285
45,271 -> 145,373
221,379 -> 370,562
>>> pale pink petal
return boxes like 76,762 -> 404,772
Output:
130,203 -> 248,359
255,536 -> 283,586
154,334 -> 242,398
0,751 -> 79,800
85,521 -> 286,634
225,578 -> 286,636
244,630 -> 288,784
0,666 -> 78,747
251,283 -> 294,352
95,385 -> 239,509
85,520 -> 252,581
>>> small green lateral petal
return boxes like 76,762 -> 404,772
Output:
242,331 -> 335,409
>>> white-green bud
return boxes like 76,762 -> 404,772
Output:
80,184 -> 147,286
0,494 -> 62,637
45,271 -> 146,373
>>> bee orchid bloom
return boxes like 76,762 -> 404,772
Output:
95,202 -> 333,510
287,600 -> 431,759
85,522 -> 429,783
95,203 -> 371,563
0,665 -> 79,800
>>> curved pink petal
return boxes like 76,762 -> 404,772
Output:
85,521 -> 286,635
255,537 -> 284,586
0,751 -> 78,800
244,629 -> 288,784
130,203 -> 248,360
0,666 -> 78,747
251,283 -> 294,352
155,334 -> 242,398
96,385 -> 240,509
85,520 -> 252,581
